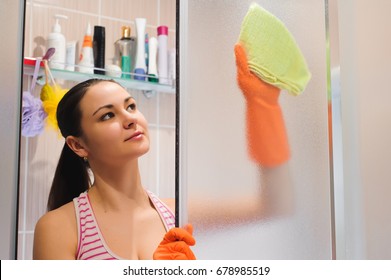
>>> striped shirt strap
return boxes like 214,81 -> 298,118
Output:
147,190 -> 176,231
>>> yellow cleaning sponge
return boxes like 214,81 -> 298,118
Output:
238,3 -> 311,95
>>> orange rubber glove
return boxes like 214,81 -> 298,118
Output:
234,43 -> 290,166
153,224 -> 196,260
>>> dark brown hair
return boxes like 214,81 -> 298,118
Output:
47,78 -> 119,211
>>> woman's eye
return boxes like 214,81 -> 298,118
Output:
127,103 -> 136,111
100,112 -> 114,121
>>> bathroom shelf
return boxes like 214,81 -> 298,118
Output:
23,58 -> 176,95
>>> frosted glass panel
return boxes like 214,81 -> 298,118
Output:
181,0 -> 332,259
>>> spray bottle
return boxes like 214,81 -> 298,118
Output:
157,25 -> 169,84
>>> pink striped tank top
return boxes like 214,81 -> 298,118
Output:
73,190 -> 175,260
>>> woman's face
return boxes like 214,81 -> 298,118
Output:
77,81 -> 150,165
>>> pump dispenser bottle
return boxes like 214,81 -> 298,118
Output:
47,14 -> 68,69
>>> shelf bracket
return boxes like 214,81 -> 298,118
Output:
142,90 -> 156,99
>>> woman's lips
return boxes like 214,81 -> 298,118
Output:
125,131 -> 143,141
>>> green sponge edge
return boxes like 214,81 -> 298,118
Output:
238,3 -> 311,96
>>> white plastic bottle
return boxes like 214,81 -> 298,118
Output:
46,14 -> 68,69
147,37 -> 158,82
65,41 -> 77,71
78,22 -> 94,74
134,18 -> 147,80
157,25 -> 168,84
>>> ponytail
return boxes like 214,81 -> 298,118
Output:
47,143 -> 90,211
47,78 -> 117,211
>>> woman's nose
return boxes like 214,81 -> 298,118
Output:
123,110 -> 137,129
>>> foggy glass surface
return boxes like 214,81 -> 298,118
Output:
181,0 -> 332,259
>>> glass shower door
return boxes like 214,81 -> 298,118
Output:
178,0 -> 332,259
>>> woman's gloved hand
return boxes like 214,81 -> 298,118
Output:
234,43 -> 290,167
153,224 -> 196,260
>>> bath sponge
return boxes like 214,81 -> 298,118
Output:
238,3 -> 311,95
40,60 -> 68,132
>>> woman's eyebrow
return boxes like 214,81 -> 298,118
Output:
92,96 -> 134,116
125,96 -> 133,103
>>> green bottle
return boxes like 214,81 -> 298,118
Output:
114,26 -> 135,79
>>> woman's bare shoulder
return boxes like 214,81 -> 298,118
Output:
33,202 -> 77,259
35,202 -> 76,232
161,197 -> 175,213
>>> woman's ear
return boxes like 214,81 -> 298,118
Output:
65,136 -> 88,158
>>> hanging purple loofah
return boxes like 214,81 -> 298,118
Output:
21,90 -> 47,137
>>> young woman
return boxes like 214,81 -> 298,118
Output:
33,39 -> 297,259
33,79 -> 195,260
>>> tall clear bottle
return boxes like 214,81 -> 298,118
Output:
114,26 -> 136,79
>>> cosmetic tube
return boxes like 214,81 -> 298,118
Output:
65,41 -> 77,71
134,18 -> 147,80
78,22 -> 94,74
148,37 -> 158,83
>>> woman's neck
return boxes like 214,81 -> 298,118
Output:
87,159 -> 149,212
